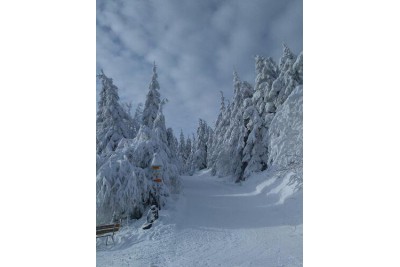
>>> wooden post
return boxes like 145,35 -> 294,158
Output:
151,153 -> 163,209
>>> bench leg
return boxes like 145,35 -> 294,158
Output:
106,236 -> 108,246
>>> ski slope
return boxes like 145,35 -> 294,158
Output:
96,169 -> 302,267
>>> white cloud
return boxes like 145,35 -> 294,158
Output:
96,0 -> 303,136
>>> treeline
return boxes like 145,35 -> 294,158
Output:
182,44 -> 303,183
96,44 -> 303,223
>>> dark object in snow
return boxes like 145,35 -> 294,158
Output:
142,222 -> 153,230
142,205 -> 159,230
147,205 -> 159,223
96,223 -> 120,245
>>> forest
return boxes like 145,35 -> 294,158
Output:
96,44 -> 303,224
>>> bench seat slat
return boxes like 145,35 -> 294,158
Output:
96,229 -> 114,236
96,223 -> 120,237
96,223 -> 120,231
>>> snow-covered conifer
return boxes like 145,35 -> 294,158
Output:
207,91 -> 226,172
96,65 -> 181,223
166,127 -> 180,171
185,135 -> 192,167
212,71 -> 254,180
185,134 -> 197,175
178,130 -> 187,172
204,45 -> 303,185
96,151 -> 149,224
153,99 -> 168,144
132,103 -> 143,134
167,128 -> 178,159
142,62 -> 161,129
279,43 -> 295,70
193,119 -> 209,171
206,126 -> 214,168
272,44 -> 298,107
178,130 -> 186,158
267,85 -> 303,189
96,70 -> 134,156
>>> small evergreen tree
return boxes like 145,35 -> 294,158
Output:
132,103 -> 143,135
96,70 -> 134,156
193,119 -> 209,171
142,62 -> 161,129
178,130 -> 187,173
185,136 -> 192,169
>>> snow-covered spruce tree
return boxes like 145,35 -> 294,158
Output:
151,102 -> 181,194
207,45 -> 303,186
142,62 -> 161,129
96,70 -> 134,157
231,74 -> 254,181
209,91 -> 230,176
183,136 -> 192,174
122,101 -> 141,139
208,91 -> 225,175
241,98 -> 267,180
96,148 -> 149,224
166,126 -> 181,176
167,128 -> 179,164
168,129 -> 182,190
153,99 -> 168,144
213,71 -> 244,178
206,126 -> 214,168
96,64 -> 180,223
255,55 -> 279,117
270,44 -> 300,108
122,101 -> 133,116
132,102 -> 143,136
279,43 -> 295,70
267,85 -> 303,189
240,49 -> 297,180
247,45 -> 302,184
178,130 -> 187,173
193,119 -> 209,171
185,134 -> 197,175
212,71 -> 254,181
239,55 -> 280,180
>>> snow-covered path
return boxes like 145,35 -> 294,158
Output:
96,170 -> 302,267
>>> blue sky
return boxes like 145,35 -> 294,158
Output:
96,0 -> 302,137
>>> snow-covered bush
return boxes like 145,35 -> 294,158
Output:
96,114 -> 181,223
97,136 -> 180,224
96,152 -> 149,224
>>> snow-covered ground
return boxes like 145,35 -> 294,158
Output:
97,170 -> 302,267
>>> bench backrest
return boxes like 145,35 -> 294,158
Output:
96,223 -> 120,235
96,223 -> 120,230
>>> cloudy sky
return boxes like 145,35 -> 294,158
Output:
96,0 -> 302,137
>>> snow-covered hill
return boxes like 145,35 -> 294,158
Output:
96,170 -> 302,267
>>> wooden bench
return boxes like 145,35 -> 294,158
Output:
96,223 -> 120,245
